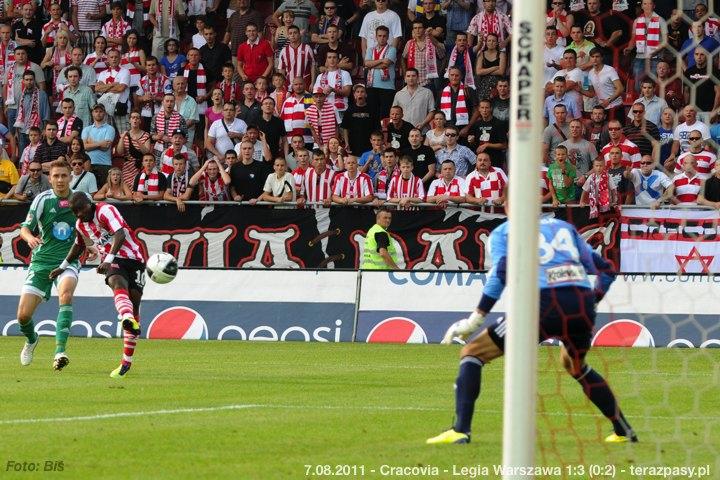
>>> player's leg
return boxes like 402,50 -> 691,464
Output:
17,292 -> 43,365
53,269 -> 79,371
17,264 -> 53,365
107,270 -> 140,335
559,345 -> 637,443
427,320 -> 505,444
108,260 -> 144,378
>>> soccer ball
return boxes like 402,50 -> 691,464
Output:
146,252 -> 178,284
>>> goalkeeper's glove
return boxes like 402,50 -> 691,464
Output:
441,311 -> 485,344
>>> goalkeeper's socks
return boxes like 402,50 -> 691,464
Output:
122,330 -> 138,368
453,356 -> 483,434
54,304 -> 72,354
573,365 -> 635,436
19,320 -> 38,344
113,289 -> 134,319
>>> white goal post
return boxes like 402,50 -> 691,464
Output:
502,1 -> 545,477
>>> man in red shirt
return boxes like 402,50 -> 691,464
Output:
236,22 -> 273,83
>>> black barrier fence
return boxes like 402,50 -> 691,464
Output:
0,203 -> 621,270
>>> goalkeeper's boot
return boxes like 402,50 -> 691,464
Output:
20,336 -> 39,366
604,433 -> 638,443
121,316 -> 141,336
53,352 -> 69,371
426,429 -> 470,445
110,363 -> 131,379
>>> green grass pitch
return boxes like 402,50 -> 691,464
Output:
0,338 -> 718,479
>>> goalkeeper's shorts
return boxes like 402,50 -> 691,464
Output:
486,287 -> 595,360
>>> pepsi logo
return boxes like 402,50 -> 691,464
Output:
366,317 -> 427,344
146,307 -> 208,340
592,319 -> 655,348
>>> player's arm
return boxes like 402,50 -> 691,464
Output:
49,234 -> 87,279
19,194 -> 45,248
574,228 -> 616,300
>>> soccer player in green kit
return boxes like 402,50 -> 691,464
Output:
17,159 -> 84,371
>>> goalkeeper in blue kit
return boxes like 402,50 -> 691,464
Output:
427,216 -> 638,445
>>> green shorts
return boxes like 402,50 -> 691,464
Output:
22,261 -> 80,302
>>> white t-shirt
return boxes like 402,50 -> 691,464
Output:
673,121 -> 711,154
629,168 -> 672,206
208,118 -> 248,158
588,64 -> 622,109
233,140 -> 265,162
555,67 -> 584,114
359,10 -> 403,53
544,45 -> 565,84
192,33 -> 207,49
263,172 -> 296,200
70,170 -> 98,195
312,69 -> 353,111
96,67 -> 131,104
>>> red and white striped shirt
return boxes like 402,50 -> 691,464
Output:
305,102 -> 338,146
281,93 -> 313,145
601,137 -> 641,169
292,166 -> 307,192
121,49 -> 142,87
387,173 -> 425,200
75,202 -> 145,263
278,43 -> 314,86
333,171 -> 374,199
101,18 -> 130,41
375,167 -> 400,200
199,173 -> 229,201
672,172 -> 702,205
427,176 -> 467,197
301,167 -> 336,202
84,52 -> 108,76
540,165 -> 550,195
466,167 -> 508,201
675,150 -> 716,180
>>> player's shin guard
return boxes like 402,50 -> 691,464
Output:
121,330 -> 138,368
573,365 -> 636,438
19,319 -> 37,343
55,304 -> 72,354
453,356 -> 483,435
113,289 -> 134,320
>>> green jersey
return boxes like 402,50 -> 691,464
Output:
20,189 -> 77,267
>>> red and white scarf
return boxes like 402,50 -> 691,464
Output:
446,47 -> 475,89
406,38 -> 438,79
318,69 -> 347,110
200,174 -> 228,201
137,168 -> 160,194
219,79 -> 241,103
170,170 -> 188,197
19,143 -> 39,175
5,62 -> 28,107
126,0 -> 151,22
14,86 -> 40,131
0,40 -> 16,81
367,44 -> 390,87
52,47 -> 71,71
104,18 -> 130,39
183,62 -> 206,112
439,83 -> 468,125
57,115 -> 78,138
153,110 -> 182,153
587,171 -> 611,218
635,14 -> 661,54
157,0 -> 176,38
121,48 -> 142,87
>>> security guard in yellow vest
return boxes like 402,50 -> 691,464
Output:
362,209 -> 399,269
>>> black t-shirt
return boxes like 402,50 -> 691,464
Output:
702,176 -> 720,202
469,117 -> 508,168
341,102 -> 380,155
250,114 -> 287,159
230,160 -> 272,199
684,66 -> 720,112
419,13 -> 446,41
200,43 -> 232,86
387,120 -> 413,151
608,166 -> 631,194
622,120 -> 660,157
12,19 -> 43,64
316,43 -> 355,69
58,117 -> 83,138
401,145 -> 436,184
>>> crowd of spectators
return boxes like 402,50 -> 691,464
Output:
0,0 -> 719,215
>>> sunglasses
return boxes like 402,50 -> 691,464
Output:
640,162 -> 653,165
71,162 -> 84,166
445,133 -> 458,137
632,110 -> 644,113
608,127 -> 621,131
29,168 -> 41,172
689,136 -> 702,140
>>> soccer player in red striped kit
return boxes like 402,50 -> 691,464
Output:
50,192 -> 147,378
